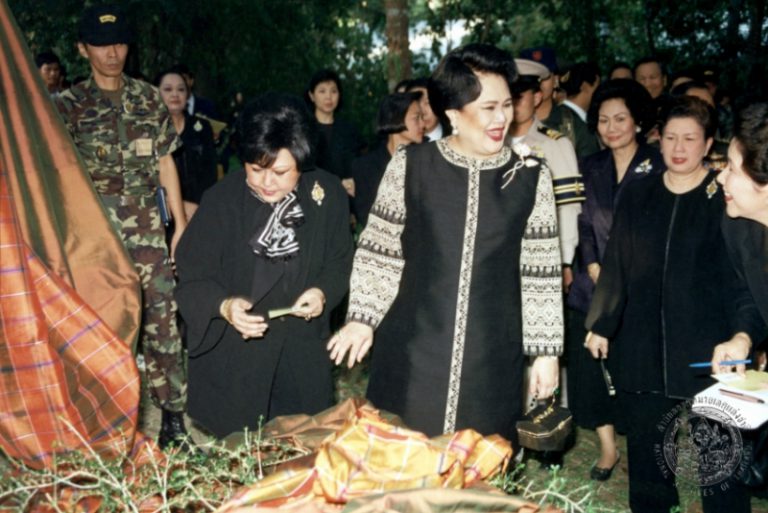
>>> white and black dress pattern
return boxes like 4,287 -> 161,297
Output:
347,139 -> 563,440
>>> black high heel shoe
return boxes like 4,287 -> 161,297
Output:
590,452 -> 620,481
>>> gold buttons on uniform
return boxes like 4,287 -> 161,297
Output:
96,146 -> 107,159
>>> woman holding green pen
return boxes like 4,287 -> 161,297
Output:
175,94 -> 354,438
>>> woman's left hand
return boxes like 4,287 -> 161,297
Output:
711,332 -> 751,376
291,288 -> 326,321
341,178 -> 355,197
529,356 -> 559,400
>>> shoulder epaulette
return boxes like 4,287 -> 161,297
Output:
537,124 -> 563,140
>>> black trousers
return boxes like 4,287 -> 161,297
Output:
619,392 -> 751,513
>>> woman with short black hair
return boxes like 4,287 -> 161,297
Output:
714,102 -> 768,368
351,91 -> 424,227
329,43 -> 563,443
175,93 -> 354,437
306,69 -> 364,196
568,78 -> 662,482
156,67 -> 218,219
585,96 -> 752,511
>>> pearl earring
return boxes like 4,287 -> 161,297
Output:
451,121 -> 459,136
636,126 -> 641,133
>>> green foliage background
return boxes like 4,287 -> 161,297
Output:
10,0 -> 767,142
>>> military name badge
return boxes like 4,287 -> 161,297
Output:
312,181 -> 325,206
135,138 -> 153,157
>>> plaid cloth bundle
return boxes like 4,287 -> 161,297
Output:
217,404 -> 512,511
0,167 -> 141,469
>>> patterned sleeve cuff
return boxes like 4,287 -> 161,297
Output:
520,165 -> 564,356
345,146 -> 408,331
345,310 -> 380,329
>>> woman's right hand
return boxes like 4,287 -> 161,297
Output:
327,322 -> 373,368
220,297 -> 269,339
585,331 -> 608,359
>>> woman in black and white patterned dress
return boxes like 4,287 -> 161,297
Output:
328,44 -> 563,444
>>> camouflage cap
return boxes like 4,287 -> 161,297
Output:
78,4 -> 133,46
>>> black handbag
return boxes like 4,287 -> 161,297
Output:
516,395 -> 573,452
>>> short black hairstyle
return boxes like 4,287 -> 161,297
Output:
511,76 -> 541,96
608,62 -> 632,78
660,96 -> 717,140
237,93 -> 316,171
588,78 -> 654,137
35,51 -> 60,68
405,77 -> 430,91
305,69 -> 344,111
427,43 -> 517,127
733,102 -> 768,185
393,78 -> 412,93
670,80 -> 710,98
377,91 -> 422,136
153,66 -> 188,89
633,56 -> 666,76
558,62 -> 600,97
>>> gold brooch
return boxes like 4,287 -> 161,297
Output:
706,178 -> 718,199
193,120 -> 203,132
312,181 -> 325,206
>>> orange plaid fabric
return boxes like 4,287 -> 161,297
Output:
0,165 -> 141,469
217,405 -> 512,512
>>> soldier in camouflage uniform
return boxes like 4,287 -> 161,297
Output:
55,4 -> 190,449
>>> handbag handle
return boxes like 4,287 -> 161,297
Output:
531,394 -> 558,425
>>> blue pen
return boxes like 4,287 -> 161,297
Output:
688,359 -> 752,368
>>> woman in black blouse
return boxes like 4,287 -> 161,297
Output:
567,79 -> 662,481
156,68 -> 217,219
306,69 -> 364,197
175,95 -> 353,437
585,97 -> 751,512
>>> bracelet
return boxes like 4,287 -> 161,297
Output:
220,298 -> 234,324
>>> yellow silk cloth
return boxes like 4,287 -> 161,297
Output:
217,402 -> 513,512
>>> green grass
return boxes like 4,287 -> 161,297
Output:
2,364 -> 767,512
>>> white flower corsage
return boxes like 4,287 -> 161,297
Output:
503,143 -> 540,189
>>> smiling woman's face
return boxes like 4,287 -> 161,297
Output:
447,72 -> 513,159
717,140 -> 768,223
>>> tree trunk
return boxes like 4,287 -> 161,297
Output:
385,0 -> 410,92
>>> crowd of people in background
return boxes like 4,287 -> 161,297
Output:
39,5 -> 768,512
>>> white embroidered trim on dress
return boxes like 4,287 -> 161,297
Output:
443,163 -> 480,434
